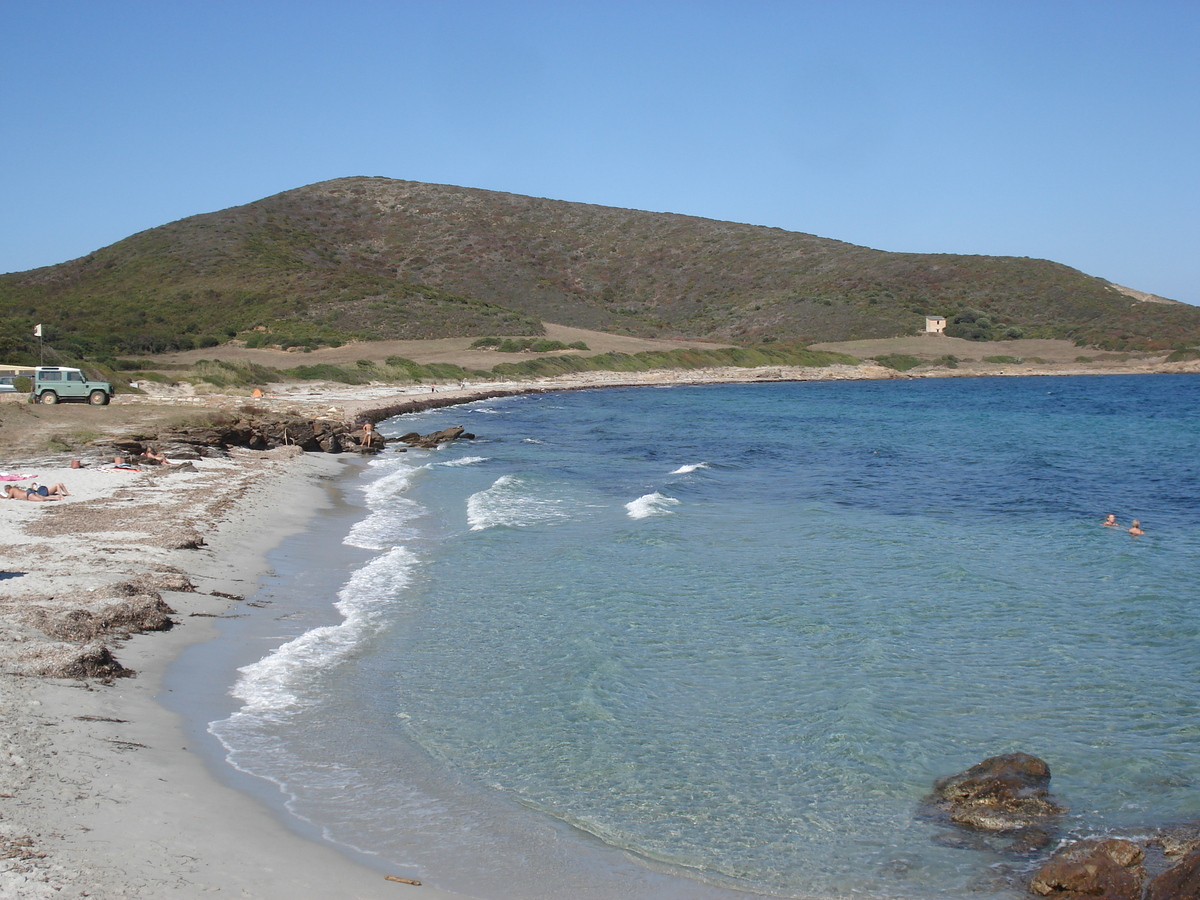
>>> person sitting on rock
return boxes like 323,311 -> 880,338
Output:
4,482 -> 70,501
139,447 -> 173,465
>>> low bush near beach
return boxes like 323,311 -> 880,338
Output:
1166,348 -> 1200,362
491,345 -> 856,378
873,354 -> 922,371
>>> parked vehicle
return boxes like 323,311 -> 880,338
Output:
32,367 -> 114,405
0,377 -> 17,393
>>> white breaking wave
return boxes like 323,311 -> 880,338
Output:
344,461 -> 429,550
467,474 -> 573,531
362,461 -> 427,505
345,498 -> 423,550
670,462 -> 710,475
224,546 -> 420,715
438,456 -> 490,467
625,492 -> 681,519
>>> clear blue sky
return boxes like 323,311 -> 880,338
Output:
3,1 -> 1198,303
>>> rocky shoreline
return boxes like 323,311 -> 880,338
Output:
923,752 -> 1200,899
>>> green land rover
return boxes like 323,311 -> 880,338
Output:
33,366 -> 114,405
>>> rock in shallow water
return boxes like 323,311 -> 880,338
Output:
1029,838 -> 1146,900
925,752 -> 1065,831
920,752 -> 1065,854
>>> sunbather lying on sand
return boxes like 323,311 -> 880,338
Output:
3,483 -> 70,501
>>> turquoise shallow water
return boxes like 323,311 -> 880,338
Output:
207,375 -> 1200,899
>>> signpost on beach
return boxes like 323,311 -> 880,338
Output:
34,323 -> 44,365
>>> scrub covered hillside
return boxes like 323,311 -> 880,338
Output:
2,176 -> 1198,361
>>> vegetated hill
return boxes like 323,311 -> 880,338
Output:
3,176 -> 1198,361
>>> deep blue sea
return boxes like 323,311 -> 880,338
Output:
204,375 -> 1200,900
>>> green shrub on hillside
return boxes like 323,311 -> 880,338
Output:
286,364 -> 373,384
379,355 -> 487,383
187,358 -> 284,387
944,308 -> 1025,342
491,345 -> 855,378
242,323 -> 349,351
1166,348 -> 1200,362
873,354 -> 922,371
484,337 -> 580,353
3,176 -> 1199,355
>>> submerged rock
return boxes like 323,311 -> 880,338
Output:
926,753 -> 1065,831
1150,823 -> 1200,860
921,752 -> 1065,854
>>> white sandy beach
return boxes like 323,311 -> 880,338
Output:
0,449 -> 464,899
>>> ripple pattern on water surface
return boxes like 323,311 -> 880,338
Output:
211,377 -> 1200,900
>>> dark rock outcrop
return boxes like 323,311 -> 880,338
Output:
1146,846 -> 1200,900
1029,838 -> 1146,900
394,425 -> 467,449
107,411 -> 368,456
102,386 -> 543,459
106,390 -> 520,459
355,388 -> 544,424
